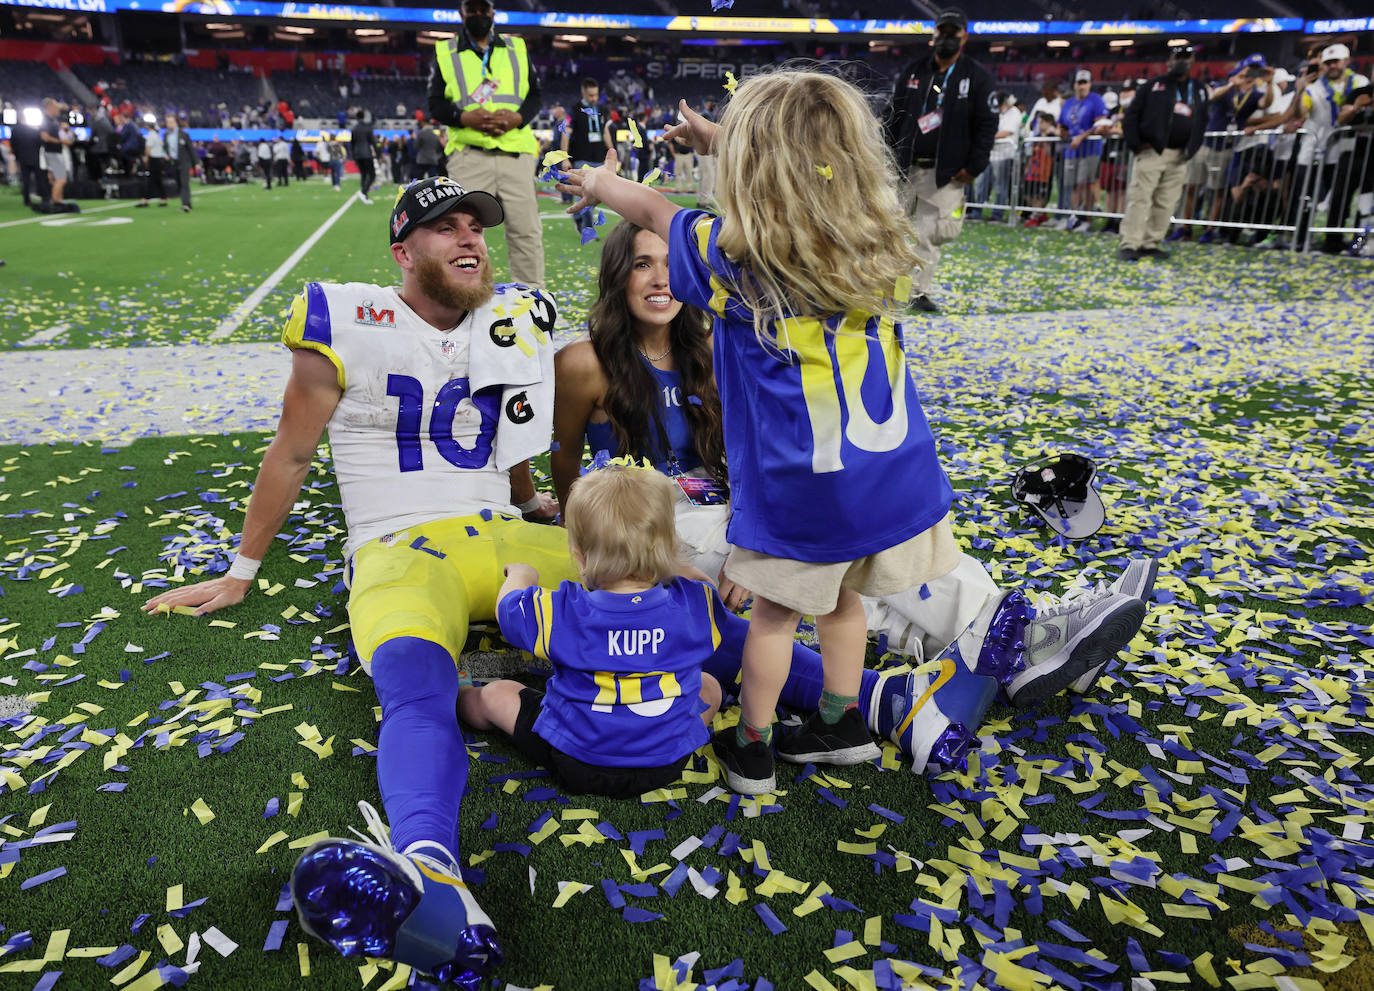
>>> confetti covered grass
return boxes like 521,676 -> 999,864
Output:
1,177 -> 1373,991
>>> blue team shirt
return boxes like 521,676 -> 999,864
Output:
497,577 -> 721,767
666,208 -> 952,563
1060,93 -> 1108,157
584,358 -> 702,475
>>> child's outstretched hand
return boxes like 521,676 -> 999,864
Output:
557,147 -> 618,215
664,100 -> 720,156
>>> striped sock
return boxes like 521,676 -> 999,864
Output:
818,689 -> 858,725
736,719 -> 773,747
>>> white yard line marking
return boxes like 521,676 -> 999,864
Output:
0,183 -> 239,229
211,194 -> 359,340
19,323 -> 71,347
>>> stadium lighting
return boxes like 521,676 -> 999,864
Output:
21,106 -> 43,126
1168,38 -> 1190,45
2,108 -> 15,125
205,21 -> 237,29
354,28 -> 386,35
989,44 -> 1006,52
1109,39 -> 1133,47
142,112 -> 157,124
1046,39 -> 1070,48
557,34 -> 589,42
280,25 -> 314,34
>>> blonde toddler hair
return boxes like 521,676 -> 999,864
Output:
564,465 -> 681,591
712,68 -> 921,346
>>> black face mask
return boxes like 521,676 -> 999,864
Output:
464,13 -> 493,38
933,34 -> 961,58
1169,61 -> 1191,79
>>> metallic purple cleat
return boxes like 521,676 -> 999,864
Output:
292,802 -> 501,989
968,590 -> 1034,689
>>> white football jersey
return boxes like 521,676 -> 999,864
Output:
282,280 -> 557,558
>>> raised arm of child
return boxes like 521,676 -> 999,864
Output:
558,102 -> 717,245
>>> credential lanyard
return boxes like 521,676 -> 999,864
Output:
928,60 -> 958,113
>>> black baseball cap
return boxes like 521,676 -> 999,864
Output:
389,176 -> 504,245
935,8 -> 967,29
1011,453 -> 1106,540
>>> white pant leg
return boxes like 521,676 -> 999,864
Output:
674,499 -> 730,581
861,553 -> 1000,660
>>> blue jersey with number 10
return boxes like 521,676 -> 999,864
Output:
667,209 -> 951,563
498,577 -> 721,767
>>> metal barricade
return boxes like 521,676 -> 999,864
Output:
1302,125 -> 1374,255
961,127 -> 1331,250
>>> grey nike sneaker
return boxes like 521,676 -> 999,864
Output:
1006,589 -> 1146,707
1063,558 -> 1159,693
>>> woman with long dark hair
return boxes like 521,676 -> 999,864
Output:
552,220 -> 738,595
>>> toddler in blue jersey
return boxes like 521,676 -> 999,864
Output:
458,463 -> 723,797
559,69 -> 1006,795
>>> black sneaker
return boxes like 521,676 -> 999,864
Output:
711,728 -> 776,795
776,708 -> 881,766
1140,247 -> 1170,260
1117,247 -> 1140,262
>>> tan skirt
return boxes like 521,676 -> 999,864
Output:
722,513 -> 961,616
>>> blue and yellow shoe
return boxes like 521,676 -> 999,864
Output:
867,655 -> 998,774
291,802 -> 501,989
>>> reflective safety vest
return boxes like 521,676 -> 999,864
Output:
436,35 -> 537,157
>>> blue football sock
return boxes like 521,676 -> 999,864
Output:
371,636 -> 467,859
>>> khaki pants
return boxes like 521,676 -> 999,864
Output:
674,152 -> 694,192
1120,147 -> 1187,251
898,167 -> 966,296
446,145 -> 545,288
696,154 -> 717,206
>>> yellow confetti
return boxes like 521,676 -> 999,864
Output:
551,881 -> 590,908
165,884 -> 183,912
541,148 -> 570,168
629,118 -> 643,149
288,831 -> 330,850
298,942 -> 310,977
814,164 -> 833,180
156,923 -> 183,955
257,830 -> 290,854
724,70 -> 739,93
190,798 -> 214,825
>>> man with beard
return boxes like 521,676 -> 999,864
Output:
142,176 -> 562,987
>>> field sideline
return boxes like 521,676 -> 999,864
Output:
1,176 -> 1373,991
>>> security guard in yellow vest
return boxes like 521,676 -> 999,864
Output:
428,0 -> 545,286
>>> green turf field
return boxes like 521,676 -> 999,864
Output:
2,174 -> 1373,991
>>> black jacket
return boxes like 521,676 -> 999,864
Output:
1123,73 -> 1209,160
882,52 -> 997,187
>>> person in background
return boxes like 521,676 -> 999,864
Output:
136,117 -> 168,208
291,135 -> 307,181
117,111 -> 144,178
165,114 -> 196,212
39,99 -> 74,210
882,7 -> 996,313
971,91 -> 1019,221
257,136 -> 273,188
1097,89 -> 1127,233
315,130 -> 334,188
1117,42 -> 1209,261
428,0 -> 546,286
350,111 -> 376,203
415,119 -> 446,180
272,132 -> 290,187
1057,70 -> 1108,231
561,77 -> 613,241
1021,111 -> 1058,226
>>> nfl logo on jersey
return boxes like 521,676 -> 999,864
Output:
391,210 -> 408,238
441,339 -> 456,357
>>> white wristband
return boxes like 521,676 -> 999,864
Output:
516,494 -> 544,514
228,554 -> 261,581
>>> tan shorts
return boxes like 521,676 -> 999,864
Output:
723,514 -> 961,616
